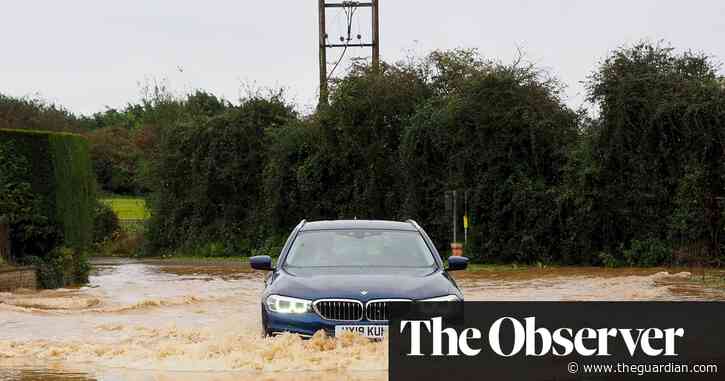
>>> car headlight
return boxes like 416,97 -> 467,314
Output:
419,295 -> 461,302
266,295 -> 312,314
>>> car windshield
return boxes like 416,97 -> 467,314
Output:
283,229 -> 436,268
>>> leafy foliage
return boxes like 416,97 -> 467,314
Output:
87,127 -> 146,194
48,133 -> 96,248
314,62 -> 431,220
136,46 -> 724,265
23,247 -> 89,289
0,139 -> 61,260
581,42 -> 725,262
623,238 -> 672,267
401,52 -> 579,262
144,96 -> 296,255
0,94 -> 87,133
262,120 -> 322,230
85,90 -> 229,195
4,44 -> 723,267
93,201 -> 120,243
0,129 -> 94,287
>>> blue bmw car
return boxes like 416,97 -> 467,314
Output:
250,219 -> 468,339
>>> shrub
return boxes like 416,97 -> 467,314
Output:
97,231 -> 144,257
262,121 -> 321,232
144,96 -> 296,255
0,140 -> 62,260
623,238 -> 672,267
315,62 -> 431,221
0,94 -> 86,133
0,129 -> 95,249
93,201 -> 120,243
250,234 -> 287,258
86,127 -> 147,194
597,252 -> 623,268
0,129 -> 94,287
585,43 -> 724,261
21,247 -> 89,289
12,46 -> 711,268
400,52 -> 579,262
48,132 -> 96,247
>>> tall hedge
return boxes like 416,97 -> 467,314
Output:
136,46 -> 723,265
144,97 -> 296,256
0,129 -> 95,250
400,58 -> 579,263
579,44 -> 725,262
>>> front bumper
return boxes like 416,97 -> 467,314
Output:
262,305 -> 386,337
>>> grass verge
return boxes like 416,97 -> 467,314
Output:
100,197 -> 149,221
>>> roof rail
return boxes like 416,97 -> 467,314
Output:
406,219 -> 422,232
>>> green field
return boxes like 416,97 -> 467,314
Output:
100,198 -> 150,221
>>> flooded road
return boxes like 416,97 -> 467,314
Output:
1,260 -> 723,380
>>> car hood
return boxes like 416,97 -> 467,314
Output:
267,266 -> 458,301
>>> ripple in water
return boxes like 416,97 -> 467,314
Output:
1,261 -> 723,380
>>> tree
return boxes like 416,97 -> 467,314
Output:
0,94 -> 86,133
585,42 -> 724,262
312,62 -> 432,220
86,127 -> 144,194
401,50 -> 579,262
144,95 -> 295,255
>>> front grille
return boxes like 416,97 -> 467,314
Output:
313,299 -> 363,321
365,299 -> 411,321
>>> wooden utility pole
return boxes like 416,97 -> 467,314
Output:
318,1 -> 380,106
318,0 -> 329,106
372,0 -> 380,71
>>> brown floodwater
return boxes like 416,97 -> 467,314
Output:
1,259 -> 723,380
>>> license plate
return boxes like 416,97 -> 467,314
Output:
335,325 -> 388,339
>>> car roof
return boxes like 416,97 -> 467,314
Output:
300,220 -> 418,232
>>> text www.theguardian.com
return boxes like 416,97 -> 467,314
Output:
573,362 -> 719,377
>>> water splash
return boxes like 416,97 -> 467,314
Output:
1,262 -> 723,380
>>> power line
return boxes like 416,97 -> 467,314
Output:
327,3 -> 359,80
328,45 -> 349,81
318,0 -> 380,106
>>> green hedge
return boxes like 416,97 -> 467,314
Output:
0,128 -> 95,255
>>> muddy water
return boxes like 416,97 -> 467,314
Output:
1,260 -> 723,380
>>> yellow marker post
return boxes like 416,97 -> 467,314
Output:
463,215 -> 469,243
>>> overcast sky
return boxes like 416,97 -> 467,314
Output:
2,1 -> 724,115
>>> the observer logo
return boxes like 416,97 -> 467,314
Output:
401,316 -> 685,357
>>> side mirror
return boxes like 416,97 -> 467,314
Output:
447,256 -> 468,271
250,255 -> 274,271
